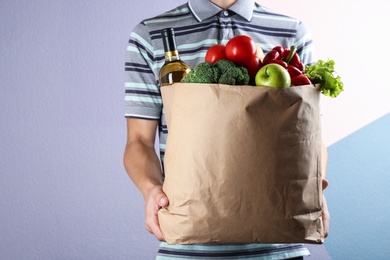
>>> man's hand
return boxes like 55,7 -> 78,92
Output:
123,118 -> 168,240
145,185 -> 169,241
322,179 -> 330,238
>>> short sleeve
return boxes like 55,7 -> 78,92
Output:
124,22 -> 162,120
294,21 -> 316,66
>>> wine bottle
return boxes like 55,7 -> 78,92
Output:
159,28 -> 191,87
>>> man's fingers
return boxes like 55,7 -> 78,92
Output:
152,188 -> 169,207
151,225 -> 165,241
322,179 -> 329,190
158,196 -> 169,207
145,211 -> 165,241
143,186 -> 168,241
145,224 -> 153,233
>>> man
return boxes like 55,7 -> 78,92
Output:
124,0 -> 329,258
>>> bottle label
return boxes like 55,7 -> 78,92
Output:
165,50 -> 179,57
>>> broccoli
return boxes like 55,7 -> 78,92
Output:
214,59 -> 236,74
214,59 -> 250,85
181,62 -> 221,83
180,59 -> 250,85
218,66 -> 250,85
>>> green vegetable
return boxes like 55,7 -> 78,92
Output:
305,59 -> 344,98
214,59 -> 236,74
181,60 -> 250,85
218,66 -> 250,85
181,62 -> 220,83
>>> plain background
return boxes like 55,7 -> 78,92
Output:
1,0 -> 389,259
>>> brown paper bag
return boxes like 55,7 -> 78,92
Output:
158,83 -> 324,245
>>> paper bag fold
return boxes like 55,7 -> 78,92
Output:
159,83 -> 324,245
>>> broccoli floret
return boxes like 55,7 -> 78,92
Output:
214,59 -> 236,74
218,66 -> 250,85
180,60 -> 250,85
181,62 -> 220,83
236,66 -> 250,85
214,59 -> 250,85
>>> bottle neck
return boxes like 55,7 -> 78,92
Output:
161,28 -> 181,62
165,50 -> 180,62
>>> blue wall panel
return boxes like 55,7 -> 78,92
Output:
325,113 -> 390,259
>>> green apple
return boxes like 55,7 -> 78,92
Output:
255,63 -> 291,88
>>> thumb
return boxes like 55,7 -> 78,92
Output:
155,190 -> 169,207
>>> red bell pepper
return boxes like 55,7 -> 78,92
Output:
291,74 -> 311,86
263,45 -> 312,87
271,45 -> 286,56
262,50 -> 280,65
268,59 -> 288,69
287,65 -> 302,78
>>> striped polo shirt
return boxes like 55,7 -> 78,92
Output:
125,0 -> 314,258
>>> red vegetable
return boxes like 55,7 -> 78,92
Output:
282,45 -> 305,73
291,74 -> 311,86
267,59 -> 288,69
244,56 -> 263,80
286,52 -> 300,67
287,65 -> 302,78
205,44 -> 227,64
262,50 -> 281,65
272,46 -> 286,56
225,35 -> 257,66
295,61 -> 305,73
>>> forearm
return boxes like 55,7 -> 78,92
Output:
124,139 -> 163,200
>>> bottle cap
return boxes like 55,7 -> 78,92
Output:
161,28 -> 177,52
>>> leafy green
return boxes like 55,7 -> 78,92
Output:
305,59 -> 344,98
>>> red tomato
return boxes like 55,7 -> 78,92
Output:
225,35 -> 257,66
205,44 -> 227,64
244,57 -> 263,80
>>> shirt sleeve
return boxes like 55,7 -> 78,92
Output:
293,21 -> 316,66
124,22 -> 162,120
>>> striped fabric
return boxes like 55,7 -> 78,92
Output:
125,0 -> 314,258
157,243 -> 308,259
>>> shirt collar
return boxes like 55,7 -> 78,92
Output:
188,0 -> 254,22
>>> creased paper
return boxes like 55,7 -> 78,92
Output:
158,83 -> 324,245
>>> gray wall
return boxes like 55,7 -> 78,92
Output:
0,1 -> 181,259
3,1 -> 388,259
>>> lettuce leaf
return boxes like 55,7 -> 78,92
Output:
305,59 -> 344,98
